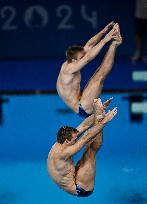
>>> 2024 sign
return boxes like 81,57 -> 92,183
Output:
0,4 -> 98,30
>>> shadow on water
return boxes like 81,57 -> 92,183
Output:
108,189 -> 147,204
0,191 -> 18,204
56,108 -> 73,114
122,191 -> 147,204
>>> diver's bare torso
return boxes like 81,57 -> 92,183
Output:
56,62 -> 81,113
47,143 -> 77,195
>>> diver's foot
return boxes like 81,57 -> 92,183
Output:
93,98 -> 105,122
112,33 -> 122,47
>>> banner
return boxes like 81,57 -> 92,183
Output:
0,0 -> 136,58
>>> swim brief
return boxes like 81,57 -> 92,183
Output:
78,102 -> 91,118
76,184 -> 93,197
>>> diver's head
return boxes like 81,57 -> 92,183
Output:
66,45 -> 85,63
57,126 -> 79,145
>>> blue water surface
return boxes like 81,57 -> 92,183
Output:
0,94 -> 147,204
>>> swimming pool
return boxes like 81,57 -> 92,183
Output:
0,94 -> 147,204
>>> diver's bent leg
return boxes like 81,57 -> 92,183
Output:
80,43 -> 117,114
75,131 -> 102,191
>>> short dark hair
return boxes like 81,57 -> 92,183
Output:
66,45 -> 84,62
57,126 -> 78,144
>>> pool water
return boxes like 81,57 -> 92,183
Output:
0,94 -> 147,204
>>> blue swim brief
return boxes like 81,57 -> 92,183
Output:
76,184 -> 93,197
78,102 -> 91,118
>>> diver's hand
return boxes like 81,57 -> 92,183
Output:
103,97 -> 113,110
102,107 -> 118,124
102,21 -> 115,34
103,25 -> 118,43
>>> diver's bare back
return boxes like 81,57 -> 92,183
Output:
47,143 -> 77,195
57,62 -> 81,112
